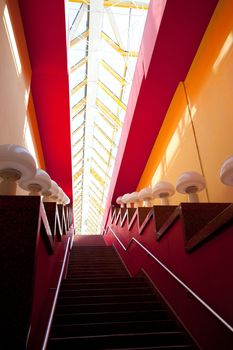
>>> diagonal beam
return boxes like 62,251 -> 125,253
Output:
96,98 -> 122,128
92,148 -> 109,167
100,59 -> 127,85
71,78 -> 87,95
90,167 -> 105,187
70,3 -> 87,40
101,31 -> 138,57
70,57 -> 88,74
98,80 -> 127,110
72,97 -> 86,115
93,135 -> 115,159
94,123 -> 116,146
70,29 -> 89,48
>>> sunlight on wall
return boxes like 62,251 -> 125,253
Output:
3,5 -> 22,76
23,116 -> 39,167
213,32 -> 233,73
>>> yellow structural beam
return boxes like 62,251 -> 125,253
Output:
98,80 -> 126,111
101,31 -> 138,57
96,98 -> 122,128
69,0 -> 149,10
92,157 -> 110,179
89,195 -> 104,213
94,123 -> 116,146
89,187 -> 102,202
93,135 -> 115,159
90,180 -> 103,194
72,97 -> 86,115
71,78 -> 87,96
100,59 -> 127,85
90,167 -> 105,187
70,29 -> 89,48
70,57 -> 87,74
92,148 -> 109,167
72,121 -> 85,136
74,168 -> 83,181
72,106 -> 86,120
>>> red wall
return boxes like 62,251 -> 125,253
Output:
28,231 -> 72,349
104,208 -> 233,349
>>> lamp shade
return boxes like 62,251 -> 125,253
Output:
176,171 -> 206,194
121,193 -> 130,204
64,194 -> 70,205
128,192 -> 139,203
19,168 -> 51,193
138,187 -> 153,201
220,156 -> 233,186
0,144 -> 36,181
152,181 -> 175,198
116,196 -> 123,205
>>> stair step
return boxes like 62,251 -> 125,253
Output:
60,280 -> 150,290
47,331 -> 189,349
62,276 -> 146,284
53,309 -> 171,325
104,346 -> 193,350
66,273 -> 129,278
55,300 -> 164,314
50,319 -> 177,337
59,286 -> 153,297
57,293 -> 156,305
67,268 -> 127,274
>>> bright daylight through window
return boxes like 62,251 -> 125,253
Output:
68,0 -> 150,234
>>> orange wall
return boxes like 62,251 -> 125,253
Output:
137,0 -> 233,204
0,0 -> 45,178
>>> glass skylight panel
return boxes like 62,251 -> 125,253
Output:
68,0 -> 150,234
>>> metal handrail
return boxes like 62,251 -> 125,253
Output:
41,236 -> 71,350
108,225 -> 233,333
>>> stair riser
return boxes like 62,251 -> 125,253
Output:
51,320 -> 176,337
60,281 -> 150,290
48,332 -> 188,349
59,287 -> 153,297
55,301 -> 163,314
53,310 -> 170,325
62,277 -> 147,284
57,294 -> 156,305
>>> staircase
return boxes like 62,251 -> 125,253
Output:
47,237 -> 195,349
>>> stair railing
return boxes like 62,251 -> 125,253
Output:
41,236 -> 71,350
107,225 -> 233,334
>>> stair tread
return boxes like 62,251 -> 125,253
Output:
49,330 -> 184,340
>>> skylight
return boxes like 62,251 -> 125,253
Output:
68,0 -> 150,234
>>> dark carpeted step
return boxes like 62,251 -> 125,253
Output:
53,309 -> 171,325
68,266 -> 126,275
60,280 -> 150,290
50,319 -> 177,337
66,273 -> 129,278
62,276 -> 146,284
57,293 -> 156,305
55,300 -> 164,314
59,286 -> 153,297
47,331 -> 189,349
103,346 -> 194,350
